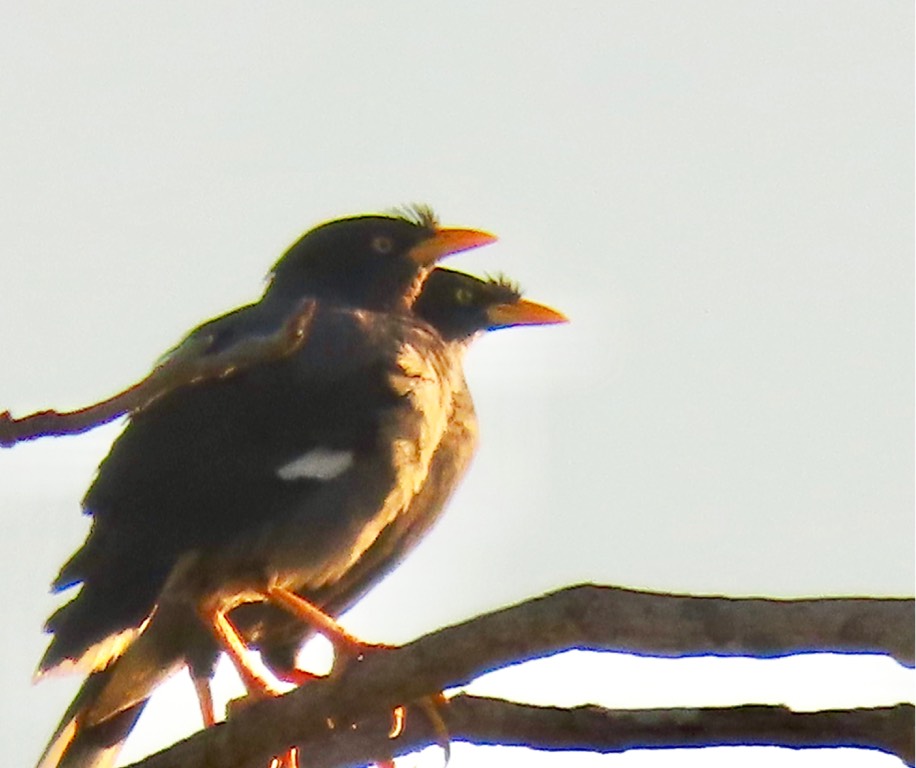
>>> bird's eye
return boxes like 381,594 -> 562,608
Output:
371,235 -> 394,254
455,288 -> 474,305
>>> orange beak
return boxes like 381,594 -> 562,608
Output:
407,227 -> 498,267
486,298 -> 569,329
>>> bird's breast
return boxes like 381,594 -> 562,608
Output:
284,337 -> 462,591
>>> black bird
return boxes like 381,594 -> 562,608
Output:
232,269 -> 568,683
34,208 -> 497,768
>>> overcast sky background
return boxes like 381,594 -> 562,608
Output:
0,3 -> 912,767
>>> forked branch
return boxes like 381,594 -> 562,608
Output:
0,300 -> 315,446
123,584 -> 914,768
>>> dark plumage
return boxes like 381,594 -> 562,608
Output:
35,210 -> 497,768
233,268 -> 569,680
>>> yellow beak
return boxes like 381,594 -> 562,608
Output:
407,228 -> 498,267
487,298 -> 569,329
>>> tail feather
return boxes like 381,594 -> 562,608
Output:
36,670 -> 147,768
37,599 -> 208,768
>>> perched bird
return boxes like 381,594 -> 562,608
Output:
34,207 -> 497,768
232,268 -> 568,682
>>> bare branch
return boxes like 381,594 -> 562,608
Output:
294,697 -> 916,768
123,584 -> 914,768
0,300 -> 315,446
444,698 -> 914,764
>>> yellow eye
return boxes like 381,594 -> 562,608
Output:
455,288 -> 474,305
371,235 -> 394,254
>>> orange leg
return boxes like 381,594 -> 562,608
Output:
265,586 -> 410,767
273,665 -> 321,687
266,585 -> 382,659
192,674 -> 217,728
202,606 -> 281,698
204,588 -> 412,768
201,603 -> 302,768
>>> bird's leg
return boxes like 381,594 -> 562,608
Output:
201,605 -> 307,768
191,674 -> 217,728
265,585 -> 390,661
191,667 -> 301,768
204,606 -> 306,768
202,606 -> 281,699
271,664 -> 321,687
265,585 -> 416,766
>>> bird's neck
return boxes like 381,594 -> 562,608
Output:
400,269 -> 431,312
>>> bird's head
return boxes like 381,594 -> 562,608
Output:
415,268 -> 568,343
265,205 -> 496,312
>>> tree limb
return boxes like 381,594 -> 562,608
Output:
0,300 -> 315,446
122,584 -> 914,768
284,697 -> 916,768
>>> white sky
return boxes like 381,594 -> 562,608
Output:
0,3 -> 912,767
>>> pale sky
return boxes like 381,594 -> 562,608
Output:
0,3 -> 912,767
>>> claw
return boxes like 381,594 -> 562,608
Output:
417,694 -> 451,766
388,705 -> 406,738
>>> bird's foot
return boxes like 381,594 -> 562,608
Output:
416,693 -> 451,766
268,746 -> 301,768
262,588 -> 417,766
223,682 -> 287,721
365,694 -> 450,768
274,665 -> 322,687
223,688 -> 302,768
328,637 -> 396,675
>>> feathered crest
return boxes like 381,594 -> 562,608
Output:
387,203 -> 439,232
484,271 -> 523,301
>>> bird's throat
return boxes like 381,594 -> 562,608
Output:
401,268 -> 431,312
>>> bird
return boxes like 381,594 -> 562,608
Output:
154,268 -> 568,767
231,268 -> 568,685
34,206 -> 498,768
230,269 -> 567,768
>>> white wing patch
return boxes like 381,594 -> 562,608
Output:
277,448 -> 355,481
317,338 -> 465,586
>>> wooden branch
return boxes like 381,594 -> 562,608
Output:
123,584 -> 914,768
445,698 -> 914,763
281,697 -> 916,768
0,300 -> 315,446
